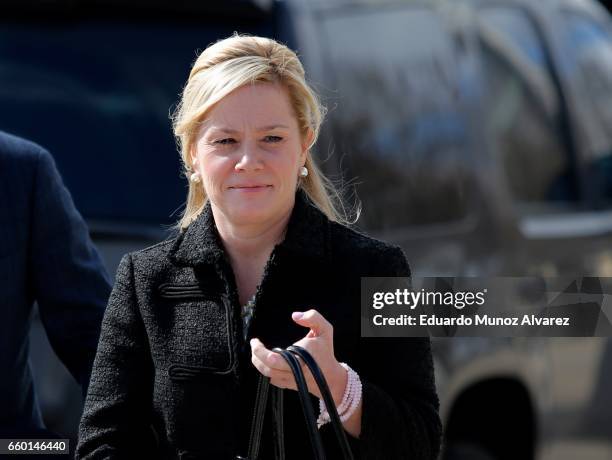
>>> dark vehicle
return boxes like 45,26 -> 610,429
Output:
319,0 -> 612,458
2,0 -> 612,458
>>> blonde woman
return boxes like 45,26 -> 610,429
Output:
77,34 -> 441,460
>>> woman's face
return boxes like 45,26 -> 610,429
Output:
191,82 -> 311,226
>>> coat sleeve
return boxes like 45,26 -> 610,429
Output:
29,147 -> 111,396
346,246 -> 442,460
77,253 -> 156,459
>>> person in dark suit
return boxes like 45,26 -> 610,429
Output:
0,131 -> 111,437
77,34 -> 442,460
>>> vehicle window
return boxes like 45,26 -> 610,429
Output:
478,7 -> 578,213
562,12 -> 612,208
322,7 -> 472,231
0,16 -> 273,225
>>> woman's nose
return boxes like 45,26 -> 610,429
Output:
235,142 -> 263,171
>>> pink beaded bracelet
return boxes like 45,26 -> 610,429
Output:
318,363 -> 351,416
317,362 -> 362,428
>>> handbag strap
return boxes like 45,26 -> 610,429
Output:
286,346 -> 355,460
271,385 -> 285,460
274,348 -> 326,460
244,347 -> 356,460
246,373 -> 270,460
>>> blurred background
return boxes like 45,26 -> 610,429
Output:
2,0 -> 612,458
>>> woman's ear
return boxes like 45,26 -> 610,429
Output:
189,145 -> 198,173
301,128 -> 315,160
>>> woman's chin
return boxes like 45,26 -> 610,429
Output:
226,204 -> 272,223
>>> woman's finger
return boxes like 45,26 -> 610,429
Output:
251,344 -> 320,393
251,352 -> 304,388
252,337 -> 308,369
250,338 -> 291,372
291,309 -> 333,338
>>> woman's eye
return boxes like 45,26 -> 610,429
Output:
264,135 -> 283,143
215,138 -> 236,145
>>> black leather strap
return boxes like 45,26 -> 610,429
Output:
244,347 -> 356,460
287,345 -> 355,460
273,348 -> 326,460
247,373 -> 270,460
271,386 -> 285,460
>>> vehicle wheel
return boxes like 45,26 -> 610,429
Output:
444,442 -> 497,460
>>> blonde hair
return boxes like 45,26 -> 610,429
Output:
171,33 -> 353,231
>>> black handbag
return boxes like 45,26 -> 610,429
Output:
238,345 -> 355,460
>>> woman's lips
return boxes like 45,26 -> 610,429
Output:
229,185 -> 272,192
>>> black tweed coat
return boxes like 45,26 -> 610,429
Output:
77,189 -> 442,460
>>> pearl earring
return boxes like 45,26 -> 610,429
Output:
299,166 -> 309,177
190,172 -> 201,184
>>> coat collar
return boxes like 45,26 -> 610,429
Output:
168,188 -> 331,267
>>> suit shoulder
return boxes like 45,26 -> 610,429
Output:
130,237 -> 176,259
121,238 -> 177,274
329,220 -> 401,253
0,130 -> 49,166
328,220 -> 408,271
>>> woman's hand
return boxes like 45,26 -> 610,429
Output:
250,309 -> 348,405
